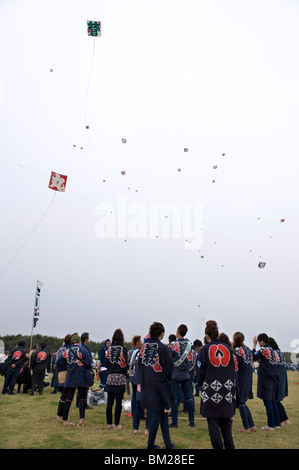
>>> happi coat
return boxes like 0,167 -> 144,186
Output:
197,339 -> 237,419
139,337 -> 175,411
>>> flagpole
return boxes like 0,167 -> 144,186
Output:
29,281 -> 37,367
29,280 -> 43,367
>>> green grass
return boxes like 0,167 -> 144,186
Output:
0,372 -> 298,449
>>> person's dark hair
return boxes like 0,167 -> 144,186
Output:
205,320 -> 219,339
131,335 -> 141,347
149,322 -> 165,338
233,332 -> 245,348
40,342 -> 46,349
257,333 -> 269,344
64,334 -> 72,346
81,332 -> 89,343
218,333 -> 232,348
193,339 -> 203,348
168,334 -> 176,343
112,328 -> 125,346
17,340 -> 26,347
177,324 -> 188,337
268,337 -> 279,350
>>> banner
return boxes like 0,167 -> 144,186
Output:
33,281 -> 43,328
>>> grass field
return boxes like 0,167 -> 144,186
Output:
0,371 -> 298,450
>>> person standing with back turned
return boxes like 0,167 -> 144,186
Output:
138,322 -> 175,450
197,320 -> 236,449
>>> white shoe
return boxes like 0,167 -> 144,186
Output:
261,426 -> 275,431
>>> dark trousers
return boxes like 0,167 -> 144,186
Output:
106,391 -> 123,426
57,387 -> 67,417
31,372 -> 45,395
100,370 -> 108,389
2,367 -> 21,394
147,409 -> 172,449
63,387 -> 87,421
277,401 -> 288,422
263,399 -> 280,427
171,378 -> 194,425
207,418 -> 235,449
133,400 -> 150,430
239,402 -> 255,429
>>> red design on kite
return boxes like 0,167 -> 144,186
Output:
209,344 -> 230,367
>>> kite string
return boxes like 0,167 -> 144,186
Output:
0,192 -> 56,280
84,38 -> 96,128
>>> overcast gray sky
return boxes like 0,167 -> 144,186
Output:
0,0 -> 298,352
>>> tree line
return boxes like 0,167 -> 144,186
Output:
0,334 -> 131,356
0,334 -> 293,363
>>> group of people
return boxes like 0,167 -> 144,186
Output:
1,340 -> 51,396
0,320 -> 291,449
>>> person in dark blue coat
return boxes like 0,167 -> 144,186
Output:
105,329 -> 128,430
252,333 -> 280,430
30,342 -> 50,395
139,322 -> 175,450
268,337 -> 290,426
169,324 -> 196,428
55,334 -> 72,421
97,339 -> 110,389
233,332 -> 256,433
2,340 -> 27,395
197,320 -> 236,449
62,333 -> 93,427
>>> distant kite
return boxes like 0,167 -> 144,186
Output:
122,138 -> 127,144
48,172 -> 68,192
258,262 -> 266,269
121,171 -> 126,175
184,148 -> 188,152
213,165 -> 217,169
178,168 -> 182,172
87,21 -> 101,37
280,218 -> 285,222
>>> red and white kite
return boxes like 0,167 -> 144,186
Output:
48,172 -> 68,192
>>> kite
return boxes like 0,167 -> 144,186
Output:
48,172 -> 68,192
258,262 -> 266,269
178,168 -> 182,172
213,165 -> 217,169
184,148 -> 188,152
280,219 -> 285,222
122,138 -> 127,144
87,21 -> 101,37
121,171 -> 126,175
